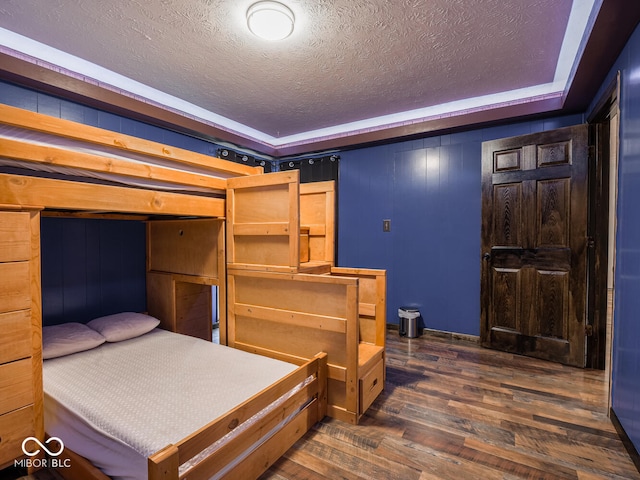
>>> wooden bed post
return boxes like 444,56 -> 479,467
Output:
148,444 -> 179,480
345,283 -> 360,417
315,352 -> 328,418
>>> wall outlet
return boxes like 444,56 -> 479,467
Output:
383,219 -> 391,232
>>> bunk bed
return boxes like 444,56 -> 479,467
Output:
0,104 -> 328,480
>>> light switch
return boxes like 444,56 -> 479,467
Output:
383,219 -> 391,232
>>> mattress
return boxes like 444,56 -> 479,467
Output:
0,124 -> 235,194
43,328 -> 299,480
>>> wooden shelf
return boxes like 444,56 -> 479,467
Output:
227,261 -> 332,275
299,261 -> 332,274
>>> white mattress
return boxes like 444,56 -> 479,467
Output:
43,328 -> 298,480
0,124 -> 234,194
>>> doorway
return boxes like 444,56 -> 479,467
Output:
587,74 -> 620,388
480,125 -> 590,367
480,79 -> 620,371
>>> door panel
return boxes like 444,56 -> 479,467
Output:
481,125 -> 589,366
492,268 -> 521,331
535,270 -> 568,338
494,183 -> 522,246
538,179 -> 569,246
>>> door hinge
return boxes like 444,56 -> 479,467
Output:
585,324 -> 593,336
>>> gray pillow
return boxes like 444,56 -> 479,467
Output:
87,312 -> 160,342
43,322 -> 106,359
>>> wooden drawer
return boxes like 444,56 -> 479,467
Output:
0,310 -> 32,364
0,359 -> 34,416
0,211 -> 31,263
0,262 -> 30,313
0,405 -> 35,467
359,357 -> 384,414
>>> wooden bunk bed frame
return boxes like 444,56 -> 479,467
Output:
0,105 -> 330,480
226,173 -> 387,425
147,352 -> 327,480
227,268 -> 386,425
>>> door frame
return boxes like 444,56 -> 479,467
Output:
586,73 -> 620,374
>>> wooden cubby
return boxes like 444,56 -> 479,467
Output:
300,180 -> 336,265
146,218 -> 226,342
226,171 -> 332,274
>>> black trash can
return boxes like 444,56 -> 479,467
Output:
398,307 -> 420,338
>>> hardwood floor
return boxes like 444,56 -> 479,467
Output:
261,329 -> 640,480
3,328 -> 636,480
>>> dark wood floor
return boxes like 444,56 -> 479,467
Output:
4,328 -> 637,480
261,329 -> 640,480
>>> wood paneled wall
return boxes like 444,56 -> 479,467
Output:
337,115 -> 584,337
41,217 -> 146,325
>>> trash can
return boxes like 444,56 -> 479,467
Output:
398,307 -> 420,338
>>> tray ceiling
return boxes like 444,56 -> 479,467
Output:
0,0 -> 616,156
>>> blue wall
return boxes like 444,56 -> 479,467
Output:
337,136 -> 479,336
587,21 -> 640,455
337,115 -> 583,336
41,218 -> 146,326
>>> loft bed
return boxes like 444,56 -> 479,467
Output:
0,104 -> 328,480
0,104 -> 386,477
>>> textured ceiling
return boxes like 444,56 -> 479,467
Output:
0,0 -> 597,154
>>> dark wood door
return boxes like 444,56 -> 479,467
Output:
480,125 -> 589,367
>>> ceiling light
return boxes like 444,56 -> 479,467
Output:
246,1 -> 295,41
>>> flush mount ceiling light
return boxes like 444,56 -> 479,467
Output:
246,1 -> 295,41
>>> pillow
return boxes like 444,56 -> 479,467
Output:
43,322 -> 106,359
87,312 -> 160,342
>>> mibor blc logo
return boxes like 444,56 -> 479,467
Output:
15,436 -> 71,469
